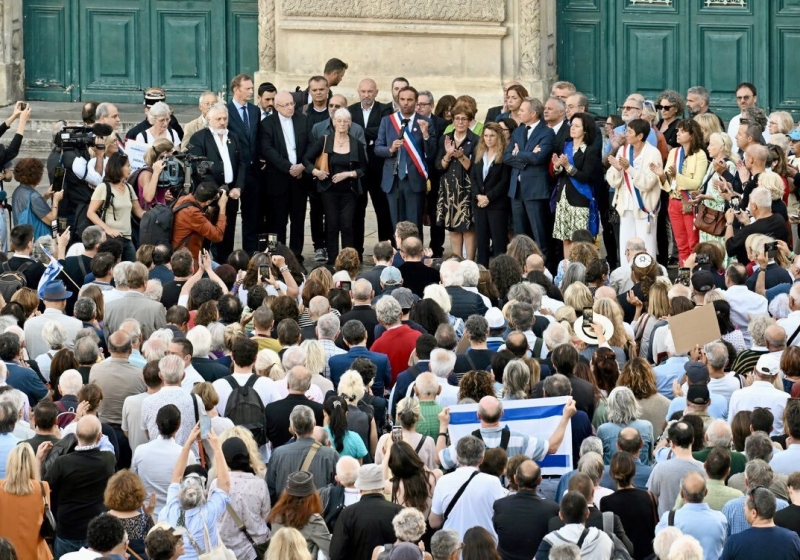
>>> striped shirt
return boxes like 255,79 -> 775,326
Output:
439,426 -> 548,470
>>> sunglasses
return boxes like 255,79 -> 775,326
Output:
655,104 -> 674,111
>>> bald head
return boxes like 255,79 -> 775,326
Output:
414,372 -> 440,399
287,365 -> 312,393
308,295 -> 331,321
478,396 -> 503,424
765,324 -> 787,350
505,331 -> 529,358
516,459 -> 542,490
274,91 -> 295,118
747,144 -> 769,166
352,279 -> 373,302
108,331 -> 132,356
76,415 -> 102,446
617,427 -> 643,453
680,471 -> 707,503
525,253 -> 545,274
330,93 -> 347,107
594,286 -> 616,300
401,236 -> 424,260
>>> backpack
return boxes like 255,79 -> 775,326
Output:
223,375 -> 267,446
321,483 -> 346,532
0,261 -> 31,302
141,199 -> 199,248
54,400 -> 76,429
573,525 -> 633,560
40,433 -> 78,479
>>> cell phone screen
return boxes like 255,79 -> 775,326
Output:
340,281 -> 352,291
200,415 -> 211,440
52,167 -> 66,192
582,308 -> 593,328
258,234 -> 268,253
268,233 -> 278,251
259,264 -> 271,279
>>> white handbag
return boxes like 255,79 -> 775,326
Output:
184,511 -> 236,560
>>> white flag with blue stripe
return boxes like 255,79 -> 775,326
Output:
447,397 -> 573,476
36,242 -> 63,298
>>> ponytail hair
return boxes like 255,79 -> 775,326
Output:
143,138 -> 175,167
323,396 -> 349,453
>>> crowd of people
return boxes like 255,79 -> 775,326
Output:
1,62 -> 800,560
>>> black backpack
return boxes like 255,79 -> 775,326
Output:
223,375 -> 267,446
0,261 -> 31,302
40,433 -> 78,479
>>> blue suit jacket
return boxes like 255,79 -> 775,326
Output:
328,346 -> 392,394
374,112 -> 437,194
226,100 -> 260,166
503,121 -> 556,200
5,361 -> 48,406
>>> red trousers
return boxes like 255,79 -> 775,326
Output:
668,198 -> 698,266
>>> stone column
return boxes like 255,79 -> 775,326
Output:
255,0 -> 551,117
0,0 -> 23,106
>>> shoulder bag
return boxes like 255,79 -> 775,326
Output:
314,136 -> 330,174
225,503 -> 269,557
442,470 -> 480,522
39,481 -> 56,540
694,203 -> 726,236
180,510 -> 236,560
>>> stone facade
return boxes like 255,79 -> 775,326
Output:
0,0 -> 24,106
254,0 -> 556,118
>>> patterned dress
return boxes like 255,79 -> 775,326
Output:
436,130 -> 479,232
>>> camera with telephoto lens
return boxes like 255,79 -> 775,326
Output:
157,153 -> 212,189
55,124 -> 114,150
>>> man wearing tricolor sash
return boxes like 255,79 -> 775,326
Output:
375,86 -> 437,240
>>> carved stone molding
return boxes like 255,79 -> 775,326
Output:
518,0 -> 541,80
258,0 -> 275,72
280,0 -> 506,23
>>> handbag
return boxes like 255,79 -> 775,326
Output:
694,202 -> 726,236
225,503 -> 269,557
314,135 -> 330,174
180,510 -> 236,560
39,482 -> 56,540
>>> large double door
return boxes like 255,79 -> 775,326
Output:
23,0 -> 258,103
557,0 -> 800,121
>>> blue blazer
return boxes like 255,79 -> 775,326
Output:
328,346 -> 392,394
374,113 -> 437,194
226,100 -> 260,166
503,121 -> 556,200
5,361 -> 48,406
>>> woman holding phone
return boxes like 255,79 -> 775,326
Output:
11,158 -> 63,240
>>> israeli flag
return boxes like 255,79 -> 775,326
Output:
36,242 -> 64,298
447,397 -> 573,476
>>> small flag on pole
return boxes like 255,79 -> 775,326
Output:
37,243 -> 64,299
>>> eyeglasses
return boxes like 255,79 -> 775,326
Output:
328,103 -> 343,109
656,104 -> 674,111
453,117 -> 469,122
737,95 -> 753,101
275,102 -> 294,108
416,102 -> 432,107
620,105 -> 641,112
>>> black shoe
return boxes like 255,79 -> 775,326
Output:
667,256 -> 679,267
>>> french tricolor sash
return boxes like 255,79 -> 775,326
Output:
622,145 -> 660,229
390,112 -> 428,179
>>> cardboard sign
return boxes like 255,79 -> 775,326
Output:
667,303 -> 721,355
125,140 -> 149,170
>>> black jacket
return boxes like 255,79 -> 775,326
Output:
303,133 -> 368,193
339,305 -> 380,348
494,491 -> 560,560
329,493 -> 402,560
553,142 -> 602,208
356,265 -> 386,295
258,112 -> 313,196
532,373 -> 596,420
191,357 -> 230,382
397,261 -> 441,299
264,394 -> 324,448
470,157 -> 511,211
187,128 -> 247,191
552,121 -> 571,153
445,286 -> 489,321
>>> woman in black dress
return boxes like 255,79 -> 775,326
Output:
304,108 -> 368,265
436,103 -> 479,260
470,122 -> 511,266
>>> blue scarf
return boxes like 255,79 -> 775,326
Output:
565,141 -> 599,236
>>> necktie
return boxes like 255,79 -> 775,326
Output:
525,125 -> 532,140
241,106 -> 250,132
399,119 -> 410,180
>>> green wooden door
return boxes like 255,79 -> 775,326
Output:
23,0 -> 79,101
770,1 -> 800,121
226,0 -> 259,93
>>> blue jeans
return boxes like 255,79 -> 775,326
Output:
120,237 -> 136,262
55,536 -> 84,559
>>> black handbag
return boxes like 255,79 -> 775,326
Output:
39,482 -> 56,540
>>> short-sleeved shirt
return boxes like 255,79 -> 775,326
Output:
648,457 -> 705,515
11,184 -> 50,225
324,427 -> 368,459
90,182 -> 137,236
439,427 -> 548,470
158,482 -> 229,560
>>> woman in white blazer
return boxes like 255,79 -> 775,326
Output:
606,119 -> 663,258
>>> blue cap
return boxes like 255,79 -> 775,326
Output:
380,266 -> 402,286
40,279 -> 73,301
789,129 -> 800,141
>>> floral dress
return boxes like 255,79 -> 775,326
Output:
436,130 -> 479,232
698,158 -> 736,266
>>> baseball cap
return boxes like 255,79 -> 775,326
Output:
485,307 -> 507,330
755,353 -> 782,377
691,270 -> 715,294
789,129 -> 800,142
391,287 -> 415,310
684,361 -> 710,384
380,266 -> 402,286
686,384 -> 710,406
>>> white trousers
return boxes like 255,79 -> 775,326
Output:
619,210 -> 657,258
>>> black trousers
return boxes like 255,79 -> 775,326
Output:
112,426 -> 132,470
321,188 -> 358,264
656,189 -> 671,265
308,188 -> 326,251
426,174 -> 446,257
354,170 -> 394,255
268,182 -> 308,260
216,196 -> 240,264
240,172 -> 260,255
597,184 -> 619,269
475,204 -> 510,267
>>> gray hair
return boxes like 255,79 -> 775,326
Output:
282,346 -> 307,370
431,530 -> 461,560
459,260 -> 480,287
510,301 -> 535,331
548,544 -> 581,560
543,373 -> 572,398
680,472 -> 707,503
439,260 -> 464,287
186,326 -> 211,357
75,327 -> 100,346
560,262 -> 586,291
523,97 -> 545,118
113,261 -> 133,288
687,85 -> 710,105
507,283 -> 535,304
207,322 -> 225,353
58,369 -> 84,396
430,348 -> 456,379
287,366 -> 312,392
750,186 -> 772,209
147,101 -> 171,124
308,296 -> 331,320
73,297 -> 97,322
667,535 -> 704,560
607,387 -> 641,425
703,341 -> 728,370
333,107 -> 352,122
503,360 -> 531,399
74,336 -> 99,365
42,321 -> 67,350
654,527 -> 684,559
579,436 -> 603,457
352,279 -> 372,301
289,405 -> 315,437
94,103 -> 116,121
746,486 -> 777,520
375,296 -> 402,326
748,315 -> 775,346
464,315 -> 488,343
417,90 -> 435,105
82,225 -> 105,250
745,458 -> 774,488
158,354 -> 185,385
335,456 -> 360,487
198,91 -> 217,104
415,372 -> 439,397
141,337 -> 168,362
705,419 -> 732,447
144,279 -> 163,302
543,323 -> 570,350
178,474 -> 207,509
392,508 -> 427,542
119,319 -> 142,347
206,102 -> 228,122
0,401 -> 16,433
423,284 -> 452,314
33,236 -> 54,265
744,431 -> 775,462
578,451 -> 604,483
455,435 -> 485,467
317,313 -> 340,340
548,96 -> 567,112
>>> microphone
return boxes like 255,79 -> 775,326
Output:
91,123 -> 114,137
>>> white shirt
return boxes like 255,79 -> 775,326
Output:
728,380 -> 790,436
541,295 -> 565,314
435,377 -> 459,408
278,114 -> 297,164
728,113 -> 772,154
136,129 -> 181,149
727,285 -> 768,345
71,156 -> 107,187
431,467 -> 505,540
131,436 -> 197,514
681,373 -> 742,406
212,373 -> 281,416
211,130 -> 234,184
273,377 -> 325,403
122,392 -> 150,454
361,103 -> 373,128
60,548 -> 104,560
551,120 -> 565,137
779,310 -> 800,346
181,365 -> 205,391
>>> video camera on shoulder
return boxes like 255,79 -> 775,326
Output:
157,153 -> 213,190
54,123 -> 114,151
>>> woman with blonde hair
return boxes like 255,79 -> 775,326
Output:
769,111 -> 796,135
255,348 -> 285,381
617,358 -> 670,440
301,339 -> 335,395
265,527 -> 312,560
133,138 -> 175,208
694,132 -> 737,248
563,283 -> 593,314
693,112 -> 723,144
375,397 -> 437,470
191,382 -> 234,455
423,283 -> 465,340
593,297 -> 634,358
217,426 -> 266,476
337,370 -> 377,459
633,281 -> 670,360
0,442 -> 52,559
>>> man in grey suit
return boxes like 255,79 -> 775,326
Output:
374,86 -> 437,241
103,262 -> 166,340
503,97 -> 556,261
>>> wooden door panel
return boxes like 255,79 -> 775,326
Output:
619,24 -> 679,102
227,0 -> 259,90
23,0 -> 76,100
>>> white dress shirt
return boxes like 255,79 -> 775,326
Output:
727,285 -> 768,345
361,104 -> 373,128
71,156 -> 107,187
131,436 -> 197,514
728,380 -> 789,435
211,130 -> 234,184
278,114 -> 297,164
779,310 -> 800,346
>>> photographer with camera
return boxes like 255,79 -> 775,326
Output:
0,101 -> 30,168
725,186 -> 789,264
10,158 -> 63,240
130,139 -> 175,208
86,152 -> 145,262
171,181 -> 229,262
187,103 -> 246,263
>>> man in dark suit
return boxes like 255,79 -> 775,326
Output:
291,57 -> 347,108
544,97 -> 570,153
417,90 -> 448,258
356,240 -> 393,294
338,279 -> 381,348
503,98 -> 556,261
263,365 -> 324,448
225,74 -> 261,255
258,91 -> 313,262
375,86 -> 437,242
486,80 -> 521,124
329,320 -> 391,395
187,104 -> 247,263
349,78 -> 394,256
